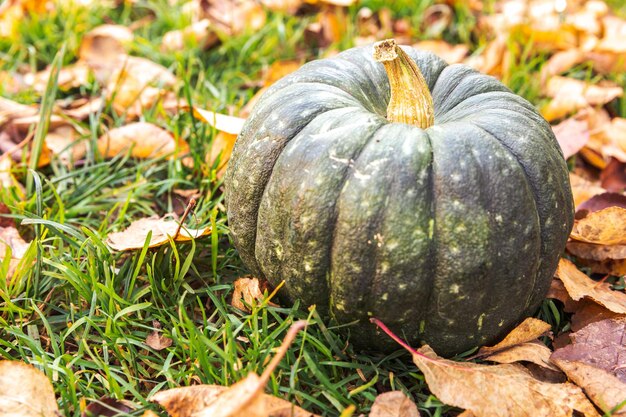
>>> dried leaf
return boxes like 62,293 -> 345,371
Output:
161,20 -> 217,52
81,397 -> 134,417
569,300 -> 623,332
540,49 -> 585,85
551,318 -> 626,383
151,321 -> 316,417
477,318 -> 552,356
204,0 -> 266,37
482,342 -> 561,372
566,241 -> 626,276
600,158 -> 626,191
0,157 -> 23,192
570,206 -> 626,245
0,207 -> 30,282
79,24 -> 133,66
372,319 -> 600,417
191,107 -> 245,135
145,327 -> 173,351
555,258 -> 626,314
569,173 -> 606,208
106,215 -> 210,251
260,0 -> 302,14
25,61 -> 92,93
577,192 -> 626,214
413,40 -> 468,64
96,122 -> 187,160
596,15 -> 626,53
552,116 -> 589,159
0,361 -> 59,417
44,125 -> 87,164
369,391 -> 420,417
62,97 -> 105,121
231,277 -> 272,312
552,360 -> 626,416
106,56 -> 176,117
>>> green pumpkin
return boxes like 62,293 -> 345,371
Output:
224,41 -> 574,356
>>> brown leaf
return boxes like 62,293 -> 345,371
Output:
569,173 -> 606,208
106,215 -> 211,251
25,61 -> 92,93
568,300 -> 623,332
570,206 -> 626,245
0,361 -> 60,417
81,397 -> 134,417
203,0 -> 266,37
96,123 -> 188,161
596,15 -> 626,53
371,319 -> 600,417
552,360 -> 626,415
145,321 -> 173,351
600,158 -> 626,191
477,318 -> 552,356
79,24 -> 133,68
62,97 -> 105,121
482,342 -> 561,372
161,20 -> 217,52
105,56 -> 177,117
540,49 -> 585,85
151,321 -> 317,417
555,258 -> 626,314
577,192 -> 626,214
551,318 -> 626,383
231,277 -> 278,312
413,40 -> 468,64
369,391 -> 420,417
0,209 -> 30,283
566,241 -> 626,261
44,125 -> 87,164
552,116 -> 589,159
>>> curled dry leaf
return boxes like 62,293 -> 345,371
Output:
552,116 -> 589,159
0,361 -> 60,417
106,215 -> 210,251
0,204 -> 30,282
577,192 -> 626,214
482,342 -> 561,372
231,277 -> 278,312
97,122 -> 188,161
25,61 -> 92,93
566,241 -> 626,276
369,391 -> 420,417
371,319 -> 600,417
570,206 -> 626,245
601,158 -> 626,191
191,107 -> 245,135
555,259 -> 626,314
79,24 -> 133,65
596,15 -> 626,53
568,299 -> 624,332
203,0 -> 267,37
552,360 -> 626,416
551,318 -> 626,383
151,321 -> 317,417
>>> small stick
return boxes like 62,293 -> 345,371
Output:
174,198 -> 196,237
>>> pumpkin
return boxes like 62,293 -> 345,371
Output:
224,39 -> 574,356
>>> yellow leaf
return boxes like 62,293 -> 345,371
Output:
570,206 -> 626,245
96,122 -> 187,160
106,215 -> 210,251
0,361 -> 59,417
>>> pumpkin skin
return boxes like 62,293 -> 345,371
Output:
224,44 -> 574,356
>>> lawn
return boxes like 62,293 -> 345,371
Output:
1,1 -> 626,416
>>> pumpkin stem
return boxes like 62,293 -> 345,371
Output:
373,39 -> 434,128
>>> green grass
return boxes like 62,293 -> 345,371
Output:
0,1 -> 617,416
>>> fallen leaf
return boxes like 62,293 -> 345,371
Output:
191,107 -> 245,135
106,215 -> 210,251
422,4 -> 452,38
600,158 -> 626,191
552,116 -> 589,159
555,258 -> 626,314
151,321 -> 317,417
552,360 -> 626,416
260,0 -> 302,14
79,24 -> 133,66
569,173 -> 606,208
62,97 -> 105,121
81,397 -> 134,417
161,20 -> 217,52
25,61 -> 92,93
231,277 -> 278,312
477,318 -> 552,356
369,391 -> 420,417
540,49 -> 585,85
0,360 -> 59,417
371,319 -> 600,417
44,125 -> 87,164
596,15 -> 626,53
566,241 -> 626,262
577,192 -> 626,214
568,300 -> 624,332
482,342 -> 561,372
203,0 -> 267,37
145,321 -> 173,351
96,122 -> 187,160
551,318 -> 626,383
413,40 -> 468,64
106,56 -> 177,117
0,156 -> 23,192
570,206 -> 626,245
0,205 -> 30,282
